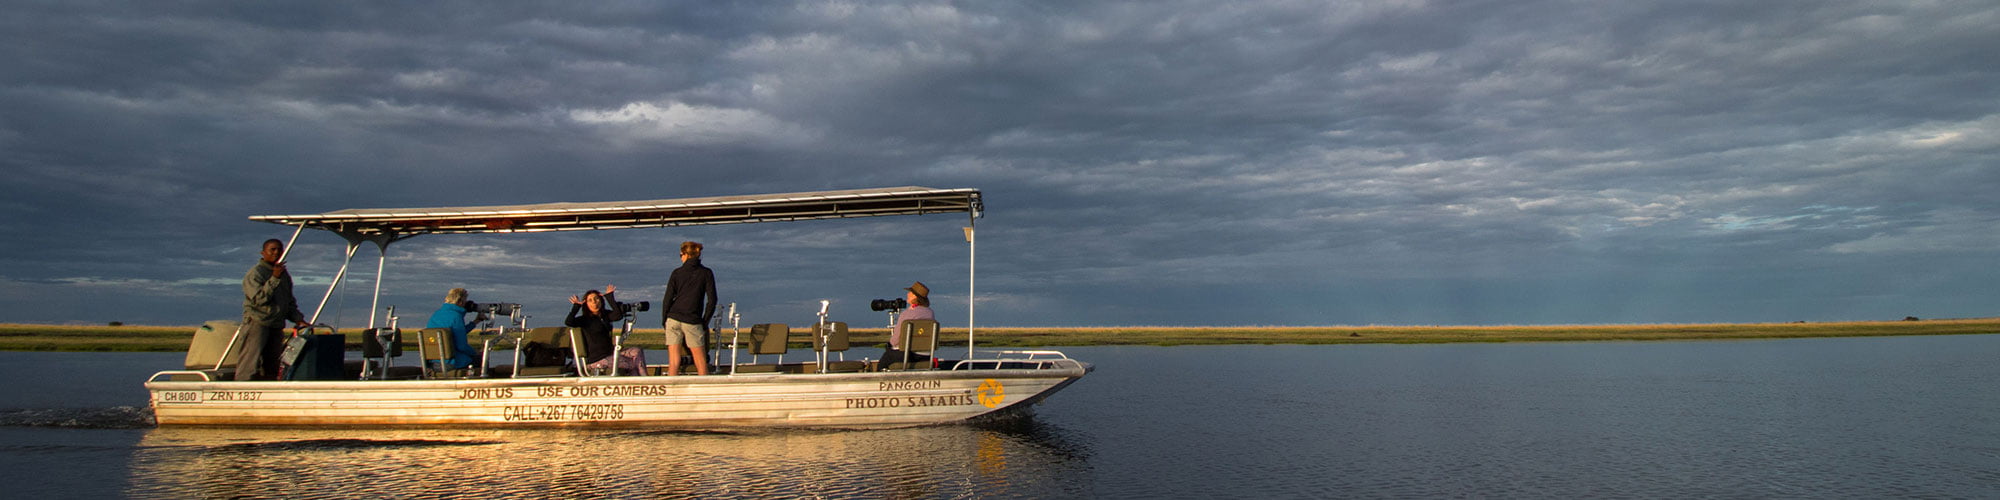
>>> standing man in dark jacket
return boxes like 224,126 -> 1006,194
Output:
661,241 -> 717,376
237,239 -> 306,380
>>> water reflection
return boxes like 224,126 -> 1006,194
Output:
47,340 -> 2000,498
128,417 -> 1094,498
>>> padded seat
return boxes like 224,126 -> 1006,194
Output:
881,319 -> 939,371
183,320 -> 246,371
416,328 -> 468,379
811,322 -> 867,373
732,324 -> 790,374
168,320 -> 251,381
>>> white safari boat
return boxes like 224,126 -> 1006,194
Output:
146,187 -> 1090,429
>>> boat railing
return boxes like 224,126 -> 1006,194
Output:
148,370 -> 215,382
950,349 -> 1085,371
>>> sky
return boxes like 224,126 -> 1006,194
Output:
1,1 -> 1995,328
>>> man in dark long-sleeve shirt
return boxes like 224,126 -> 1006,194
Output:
661,241 -> 717,376
237,239 -> 305,380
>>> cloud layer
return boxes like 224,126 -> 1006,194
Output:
2,1 -> 1995,327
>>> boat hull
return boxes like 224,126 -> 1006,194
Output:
147,365 -> 1087,429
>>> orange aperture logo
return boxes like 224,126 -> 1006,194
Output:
975,379 -> 1005,408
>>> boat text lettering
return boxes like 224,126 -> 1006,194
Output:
599,385 -> 672,397
532,385 -> 673,398
502,404 -> 625,421
846,392 -> 978,409
206,391 -> 262,402
879,380 -> 944,391
460,388 -> 514,400
158,391 -> 202,403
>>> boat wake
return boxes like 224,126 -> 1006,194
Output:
0,406 -> 155,429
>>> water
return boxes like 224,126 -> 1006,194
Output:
3,336 -> 1998,498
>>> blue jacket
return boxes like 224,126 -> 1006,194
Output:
426,303 -> 479,369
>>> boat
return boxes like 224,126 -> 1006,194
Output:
145,186 -> 1091,428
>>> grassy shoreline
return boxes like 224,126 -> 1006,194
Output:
3,318 -> 1996,352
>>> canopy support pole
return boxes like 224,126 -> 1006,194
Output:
276,223 -> 306,263
367,239 -> 390,329
965,208 -> 977,360
307,238 -> 362,329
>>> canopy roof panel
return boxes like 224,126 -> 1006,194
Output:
250,186 -> 981,238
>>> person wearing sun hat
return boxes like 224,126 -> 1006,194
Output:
884,281 -> 934,364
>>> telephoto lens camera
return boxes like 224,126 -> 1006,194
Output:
618,301 -> 651,314
870,298 -> 908,311
482,302 -> 520,316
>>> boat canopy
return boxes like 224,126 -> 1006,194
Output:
248,186 -> 985,354
250,186 -> 981,238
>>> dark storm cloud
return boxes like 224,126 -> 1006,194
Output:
2,1 -> 1995,327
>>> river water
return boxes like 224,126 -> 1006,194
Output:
2,335 -> 1997,498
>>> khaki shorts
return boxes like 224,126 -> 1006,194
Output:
664,319 -> 705,347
